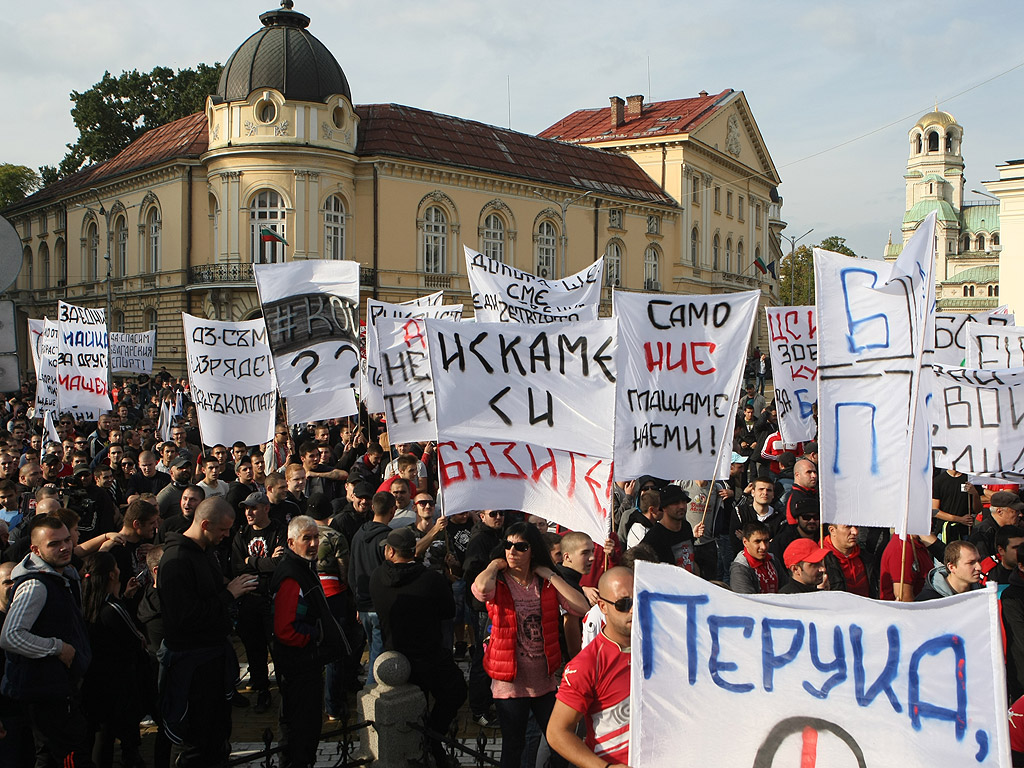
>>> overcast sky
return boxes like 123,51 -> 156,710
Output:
4,0 -> 1023,258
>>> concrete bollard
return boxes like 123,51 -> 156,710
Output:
357,651 -> 426,766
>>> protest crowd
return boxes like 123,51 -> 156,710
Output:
0,358 -> 1021,768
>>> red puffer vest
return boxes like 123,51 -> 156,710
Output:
483,575 -> 561,683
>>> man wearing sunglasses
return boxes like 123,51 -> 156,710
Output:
548,566 -> 633,768
770,496 -> 821,567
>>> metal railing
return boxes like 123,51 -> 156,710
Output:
189,263 -> 256,284
226,716 -> 373,768
407,719 -> 500,767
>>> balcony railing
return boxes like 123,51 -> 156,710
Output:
189,263 -> 255,284
360,266 -> 376,287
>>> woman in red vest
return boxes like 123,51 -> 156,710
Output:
472,521 -> 590,768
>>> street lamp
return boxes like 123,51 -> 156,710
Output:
780,227 -> 814,306
532,189 -> 593,279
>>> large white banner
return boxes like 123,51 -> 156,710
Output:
964,322 -> 1024,369
465,246 -> 604,324
182,314 -> 276,447
28,318 -> 59,416
375,311 -> 461,444
933,311 -> 1015,367
427,318 -> 616,457
57,301 -> 111,420
362,297 -> 458,414
109,330 -> 155,375
253,261 -> 360,419
765,306 -> 818,443
814,214 -> 936,534
630,562 -> 1009,768
437,439 -> 612,544
613,290 -> 759,480
931,364 -> 1024,480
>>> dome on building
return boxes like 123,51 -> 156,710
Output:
214,1 -> 351,105
914,110 -> 958,131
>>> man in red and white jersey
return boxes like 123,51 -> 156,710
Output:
548,566 -> 633,768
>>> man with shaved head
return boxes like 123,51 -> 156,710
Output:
784,458 -> 818,526
159,498 -> 258,767
548,566 -> 634,768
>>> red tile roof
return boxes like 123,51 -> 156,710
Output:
4,112 -> 208,215
538,90 -> 733,145
355,103 -> 674,206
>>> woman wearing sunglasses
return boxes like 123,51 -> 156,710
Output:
472,522 -> 590,768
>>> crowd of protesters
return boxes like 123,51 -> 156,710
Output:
0,368 -> 1023,767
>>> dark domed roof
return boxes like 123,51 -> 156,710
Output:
215,1 -> 351,105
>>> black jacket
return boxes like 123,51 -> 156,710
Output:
369,560 -> 454,665
271,549 -> 345,673
347,520 -> 392,611
1002,568 -> 1024,701
157,533 -> 233,651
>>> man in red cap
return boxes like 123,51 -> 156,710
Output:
779,539 -> 828,594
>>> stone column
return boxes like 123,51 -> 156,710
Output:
357,651 -> 427,767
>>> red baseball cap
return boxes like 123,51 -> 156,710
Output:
784,539 -> 828,569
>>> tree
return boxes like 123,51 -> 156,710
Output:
45,63 -> 222,181
0,164 -> 41,209
777,235 -> 859,306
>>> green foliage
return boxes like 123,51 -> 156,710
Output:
777,235 -> 858,306
0,164 -> 41,209
818,235 -> 857,258
48,63 -> 222,181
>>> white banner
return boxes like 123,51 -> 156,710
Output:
765,306 -> 818,443
964,322 -> 1024,369
253,261 -> 360,401
376,311 -> 461,444
613,290 -> 759,480
362,297 -> 459,413
427,318 -> 616,457
814,213 -> 936,534
931,364 -> 1024,480
28,318 -> 59,416
465,246 -> 604,324
630,562 -> 1009,768
437,439 -> 612,544
109,330 -> 155,375
182,314 -> 276,447
285,389 -> 358,427
57,301 -> 111,420
932,311 -> 1015,367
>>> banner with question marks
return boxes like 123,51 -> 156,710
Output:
253,261 -> 361,408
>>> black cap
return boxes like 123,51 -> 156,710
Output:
385,527 -> 417,552
660,485 -> 690,507
40,453 -> 61,465
352,481 -> 375,499
73,465 -> 93,477
240,491 -> 269,508
170,456 -> 192,470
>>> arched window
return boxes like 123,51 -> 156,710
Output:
112,310 -> 126,334
993,233 -> 1000,246
946,133 -> 953,152
977,234 -> 986,251
323,195 -> 345,260
726,238 -> 733,273
995,285 -> 1000,297
535,220 -> 557,278
250,190 -> 286,264
482,213 -> 505,263
605,241 -> 622,287
988,285 -> 996,297
22,246 -> 32,290
690,226 -> 699,264
963,285 -> 975,298
86,220 -> 98,281
712,234 -> 720,270
115,215 -> 127,277
210,194 -> 220,262
644,245 -> 660,289
737,240 -> 745,273
422,205 -> 448,274
39,242 -> 50,288
915,134 -> 922,154
961,234 -> 971,253
145,308 -> 158,335
55,238 -> 66,285
928,131 -> 939,152
146,207 -> 161,272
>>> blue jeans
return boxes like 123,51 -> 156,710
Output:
360,611 -> 382,686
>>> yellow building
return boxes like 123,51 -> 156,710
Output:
2,2 -> 783,376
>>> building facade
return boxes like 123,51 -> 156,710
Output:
2,3 -> 783,377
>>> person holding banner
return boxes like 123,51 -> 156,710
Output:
472,522 -> 590,768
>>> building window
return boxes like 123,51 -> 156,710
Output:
606,241 -> 622,287
755,204 -> 762,228
481,213 -> 505,262
948,241 -> 953,253
993,233 -> 1000,246
535,220 -> 557,278
726,238 -> 733,272
977,234 -> 986,251
250,189 -> 286,264
714,186 -> 721,212
712,234 -> 720,270
422,205 -> 448,274
608,208 -> 623,229
738,196 -> 745,222
726,191 -> 733,217
56,239 -> 66,284
22,247 -> 32,290
647,215 -> 661,235
145,308 -> 158,335
961,234 -> 971,253
86,220 -> 98,281
691,176 -> 701,205
644,246 -> 660,289
146,207 -> 161,272
915,134 -> 923,154
963,285 -> 974,297
928,131 -> 939,152
690,226 -> 699,264
211,197 -> 220,261
39,212 -> 47,234
115,215 -> 127,277
737,240 -> 744,273
112,311 -> 126,334
40,242 -> 50,288
323,195 -> 345,260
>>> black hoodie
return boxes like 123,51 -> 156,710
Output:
369,560 -> 454,664
347,520 -> 392,611
157,532 -> 233,650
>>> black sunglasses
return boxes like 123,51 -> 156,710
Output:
503,540 -> 530,552
485,511 -> 504,518
598,594 -> 634,613
416,500 -> 435,507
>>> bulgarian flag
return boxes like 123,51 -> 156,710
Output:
753,256 -> 768,275
260,226 -> 288,246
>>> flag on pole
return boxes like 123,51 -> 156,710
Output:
753,256 -> 768,275
766,260 -> 777,279
260,226 -> 288,246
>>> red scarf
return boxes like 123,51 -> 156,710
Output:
743,549 -> 778,594
823,537 -> 868,597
